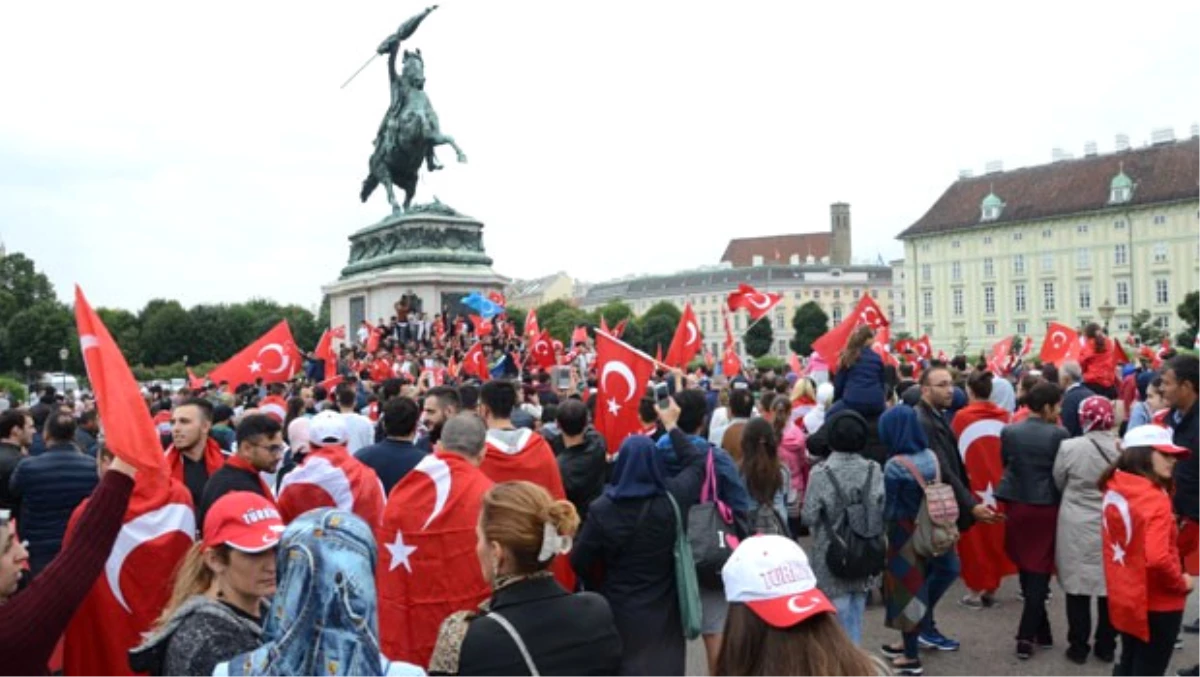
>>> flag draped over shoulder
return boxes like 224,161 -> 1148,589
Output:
951,401 -> 1015,593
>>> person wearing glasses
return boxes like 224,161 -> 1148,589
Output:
198,415 -> 284,531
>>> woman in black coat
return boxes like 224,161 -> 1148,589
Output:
570,399 -> 705,676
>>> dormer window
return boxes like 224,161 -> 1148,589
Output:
980,188 -> 1005,222
1110,162 -> 1134,204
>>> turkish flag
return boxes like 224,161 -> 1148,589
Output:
871,326 -> 898,368
314,328 -> 340,382
277,444 -> 386,530
665,303 -> 703,368
704,344 -> 716,370
951,402 -> 1016,592
525,308 -> 540,341
916,335 -> 933,361
987,337 -> 1014,375
531,330 -> 557,370
571,324 -> 589,346
378,452 -> 494,666
207,320 -> 302,389
594,330 -> 657,456
894,338 -> 915,356
364,320 -> 381,353
810,295 -> 889,372
471,314 -> 493,338
1038,322 -> 1079,366
1019,335 -> 1033,358
462,341 -> 490,381
487,290 -> 506,307
727,283 -> 782,321
723,346 -> 742,377
613,318 -> 628,339
600,315 -> 610,335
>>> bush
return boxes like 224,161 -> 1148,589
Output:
753,356 -> 787,372
0,375 -> 28,406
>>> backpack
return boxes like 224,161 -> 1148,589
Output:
821,463 -> 886,580
893,453 -> 960,558
748,466 -> 791,537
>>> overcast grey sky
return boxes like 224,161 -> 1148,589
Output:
2,1 -> 1197,312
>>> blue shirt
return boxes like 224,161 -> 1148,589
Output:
655,433 -> 752,511
355,439 -> 426,495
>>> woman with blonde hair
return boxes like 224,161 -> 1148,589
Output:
790,378 -> 817,421
130,492 -> 282,676
430,481 -> 622,675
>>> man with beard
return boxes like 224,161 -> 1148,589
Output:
417,386 -> 460,453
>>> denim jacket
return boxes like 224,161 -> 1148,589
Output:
882,449 -> 937,522
655,433 -> 752,511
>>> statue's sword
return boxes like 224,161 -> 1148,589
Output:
340,53 -> 379,89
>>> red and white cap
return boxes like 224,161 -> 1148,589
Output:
1122,424 -> 1190,456
721,534 -> 835,628
202,492 -> 285,553
309,410 -> 347,447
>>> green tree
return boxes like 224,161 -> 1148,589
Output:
593,301 -> 636,328
138,299 -> 192,366
5,301 -> 73,371
744,318 -> 774,358
789,302 -> 828,356
505,306 -> 527,338
318,295 -> 331,331
1177,290 -> 1199,348
536,300 -> 591,344
1130,309 -> 1161,345
97,307 -> 142,365
636,302 -> 682,355
0,252 -> 56,330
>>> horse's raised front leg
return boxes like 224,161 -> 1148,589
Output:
429,132 -> 467,164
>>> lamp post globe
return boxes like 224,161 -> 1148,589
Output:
58,348 -> 68,394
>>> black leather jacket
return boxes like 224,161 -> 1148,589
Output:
996,418 -> 1068,506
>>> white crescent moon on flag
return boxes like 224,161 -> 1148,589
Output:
786,594 -> 819,614
601,361 -> 637,402
257,343 -> 291,375
413,454 -> 451,530
957,419 -> 1005,461
80,334 -> 99,352
748,293 -> 773,310
1101,489 -> 1133,547
106,503 -> 195,613
1050,330 -> 1067,348
860,307 -> 879,326
686,321 -> 698,346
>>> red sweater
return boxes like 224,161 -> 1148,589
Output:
1080,339 -> 1118,388
0,471 -> 133,675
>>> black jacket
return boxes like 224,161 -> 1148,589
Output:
1061,383 -> 1097,438
7,442 -> 98,576
355,438 -> 426,494
197,463 -> 270,531
914,400 -> 977,531
455,576 -> 622,676
1171,401 -> 1198,521
571,428 -> 705,676
996,418 -> 1067,506
550,428 -> 608,521
0,442 -> 23,511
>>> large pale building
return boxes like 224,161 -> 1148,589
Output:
897,133 -> 1199,354
504,272 -> 578,309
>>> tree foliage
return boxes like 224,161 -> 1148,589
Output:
1177,291 -> 1199,348
1130,309 -> 1161,345
636,302 -> 682,356
5,301 -> 73,371
789,302 -> 828,356
744,317 -> 774,358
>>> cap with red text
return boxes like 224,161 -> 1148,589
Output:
202,492 -> 285,553
721,534 -> 835,628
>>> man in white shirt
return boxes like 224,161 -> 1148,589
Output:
336,383 -> 375,453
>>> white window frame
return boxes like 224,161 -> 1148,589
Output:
1153,242 -> 1168,263
984,285 -> 995,315
922,291 -> 933,318
921,264 -> 931,282
1043,282 -> 1055,312
1079,282 -> 1091,310
985,322 -> 996,337
1041,252 -> 1054,272
951,261 -> 962,281
1014,283 -> 1027,313
1013,254 -> 1025,275
1116,280 -> 1130,306
1076,248 -> 1090,269
1016,321 -> 1027,335
952,289 -> 964,316
983,257 -> 994,278
1155,278 -> 1170,305
1077,224 -> 1089,234
1114,243 -> 1128,266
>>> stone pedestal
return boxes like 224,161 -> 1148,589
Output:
322,205 -> 507,335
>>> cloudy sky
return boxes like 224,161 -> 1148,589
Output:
2,1 -> 1197,313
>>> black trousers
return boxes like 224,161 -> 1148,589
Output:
1066,593 -> 1116,656
1114,610 -> 1183,676
1018,571 -> 1052,641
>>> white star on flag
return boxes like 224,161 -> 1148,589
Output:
1111,542 -> 1126,566
386,530 -> 417,573
248,360 -> 262,374
607,398 -> 621,416
975,482 -> 997,509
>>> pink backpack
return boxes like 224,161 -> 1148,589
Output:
893,453 -> 960,557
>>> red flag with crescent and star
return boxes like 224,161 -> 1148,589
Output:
65,286 -> 196,676
810,295 -> 889,373
206,320 -> 302,389
1039,322 -> 1079,366
594,330 -> 657,456
916,335 -> 934,361
531,329 -> 557,370
277,444 -> 386,531
1101,473 -> 1157,642
524,308 -> 540,341
314,327 -> 343,381
461,341 -> 490,381
378,452 -> 494,666
987,337 -> 1014,375
871,326 -> 898,368
951,401 -> 1015,593
726,283 -> 782,321
470,314 -> 493,338
613,318 -> 628,339
665,303 -> 703,368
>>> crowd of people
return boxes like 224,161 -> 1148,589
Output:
0,312 -> 1196,676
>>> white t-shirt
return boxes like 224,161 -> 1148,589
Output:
341,412 -> 376,453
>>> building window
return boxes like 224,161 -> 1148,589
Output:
1155,315 -> 1171,330
921,264 -> 931,282
1114,244 -> 1128,266
752,255 -> 763,266
832,306 -> 843,323
1042,228 -> 1053,239
1013,231 -> 1023,241
1015,284 -> 1027,313
1155,278 -> 1169,305
1043,282 -> 1056,312
871,288 -> 879,298
922,291 -> 933,318
1153,242 -> 1168,263
1076,248 -> 1090,269
1013,254 -> 1025,275
775,311 -> 786,330
852,289 -> 861,299
1077,224 -> 1089,234
983,257 -> 994,278
1041,252 -> 1054,272
984,286 -> 995,314
952,289 -> 964,316
1079,282 -> 1091,310
1116,319 -> 1130,332
1153,214 -> 1166,225
983,235 -> 992,245
793,291 -> 801,300
777,339 -> 788,355
833,289 -> 841,300
888,304 -> 895,317
813,289 -> 821,299
921,242 -> 931,252
700,315 -> 708,333
900,303 -> 906,317
1112,186 -> 1131,203
1115,219 -> 1127,230
1016,321 -> 1027,335
985,322 -> 996,337
1116,280 -> 1130,306
951,261 -> 962,281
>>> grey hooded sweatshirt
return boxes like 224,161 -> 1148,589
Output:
128,595 -> 263,676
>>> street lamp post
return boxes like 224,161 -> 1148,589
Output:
1098,299 -> 1116,333
58,347 -> 69,394
23,356 -> 31,405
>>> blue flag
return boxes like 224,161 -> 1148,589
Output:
461,291 -> 504,320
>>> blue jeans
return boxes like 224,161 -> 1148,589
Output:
832,592 -> 868,644
920,550 -> 961,635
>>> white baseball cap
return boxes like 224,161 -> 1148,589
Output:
309,410 -> 347,447
721,534 -> 835,628
1122,424 -> 1190,456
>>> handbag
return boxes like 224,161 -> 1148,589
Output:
687,450 -> 741,588
487,611 -> 541,676
667,492 -> 703,640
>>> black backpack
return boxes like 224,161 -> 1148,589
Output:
821,463 -> 886,580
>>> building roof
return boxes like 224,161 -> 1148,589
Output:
581,263 -> 892,306
897,137 -> 1200,239
506,272 -> 569,298
720,233 -> 832,266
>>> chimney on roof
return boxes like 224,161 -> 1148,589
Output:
1084,141 -> 1098,157
1115,133 -> 1130,151
1150,127 -> 1176,145
957,168 -> 974,179
984,160 -> 1003,174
